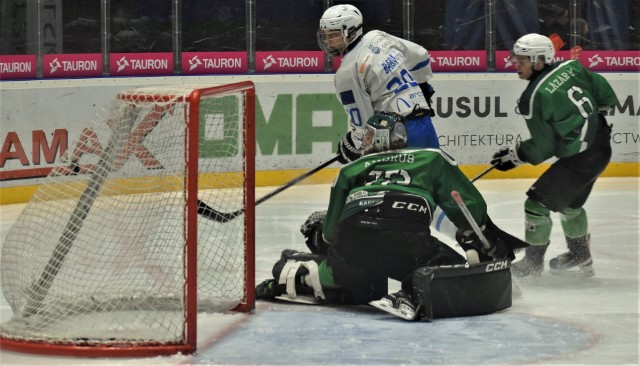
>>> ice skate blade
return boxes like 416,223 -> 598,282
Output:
549,266 -> 595,277
369,300 -> 417,321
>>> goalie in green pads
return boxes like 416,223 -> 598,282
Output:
256,112 -> 527,320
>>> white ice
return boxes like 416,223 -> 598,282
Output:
0,177 -> 638,365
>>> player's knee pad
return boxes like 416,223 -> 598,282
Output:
276,259 -> 325,300
559,207 -> 588,238
272,250 -> 325,300
524,198 -> 552,245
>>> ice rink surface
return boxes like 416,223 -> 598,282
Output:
0,177 -> 638,365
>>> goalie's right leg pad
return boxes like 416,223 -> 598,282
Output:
412,260 -> 512,321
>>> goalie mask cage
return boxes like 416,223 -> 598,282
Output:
0,81 -> 256,357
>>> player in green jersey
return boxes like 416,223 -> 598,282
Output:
491,33 -> 616,278
256,112 -> 528,320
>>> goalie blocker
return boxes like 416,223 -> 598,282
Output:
412,259 -> 512,321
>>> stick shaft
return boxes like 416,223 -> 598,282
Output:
198,154 -> 340,222
470,164 -> 497,183
450,191 -> 490,249
255,154 -> 339,206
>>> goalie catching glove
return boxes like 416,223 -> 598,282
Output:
456,217 -> 529,261
337,131 -> 362,164
491,144 -> 523,171
300,210 -> 330,255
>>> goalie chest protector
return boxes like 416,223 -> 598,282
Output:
412,260 -> 512,321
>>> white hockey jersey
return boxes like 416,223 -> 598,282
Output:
334,30 -> 433,145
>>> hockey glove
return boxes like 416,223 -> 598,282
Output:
419,82 -> 435,103
419,82 -> 436,117
456,223 -> 516,261
300,210 -> 330,255
337,132 -> 362,164
491,145 -> 523,171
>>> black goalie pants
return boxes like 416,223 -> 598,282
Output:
326,219 -> 466,303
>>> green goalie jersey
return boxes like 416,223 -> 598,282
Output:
516,59 -> 617,165
322,148 -> 487,244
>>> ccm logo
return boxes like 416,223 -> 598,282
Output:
391,201 -> 429,214
485,260 -> 509,272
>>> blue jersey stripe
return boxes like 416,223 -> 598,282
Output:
409,59 -> 430,72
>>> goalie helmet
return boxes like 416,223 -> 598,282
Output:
361,112 -> 408,155
511,33 -> 555,64
317,4 -> 363,56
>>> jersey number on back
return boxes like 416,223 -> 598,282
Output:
567,85 -> 594,118
366,169 -> 411,186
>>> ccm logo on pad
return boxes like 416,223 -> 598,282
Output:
391,201 -> 429,214
485,260 -> 509,272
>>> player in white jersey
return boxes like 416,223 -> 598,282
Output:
317,4 -> 439,165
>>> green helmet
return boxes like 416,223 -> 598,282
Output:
361,112 -> 408,155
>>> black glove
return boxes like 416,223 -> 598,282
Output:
419,82 -> 435,103
300,210 -> 330,255
336,132 -> 362,164
419,82 -> 436,117
456,223 -> 516,262
491,145 -> 523,171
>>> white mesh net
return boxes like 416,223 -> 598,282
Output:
0,83 -> 253,352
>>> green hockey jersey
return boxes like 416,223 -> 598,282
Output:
516,59 -> 617,164
322,148 -> 487,244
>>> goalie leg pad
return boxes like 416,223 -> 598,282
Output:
277,260 -> 326,301
412,260 -> 512,321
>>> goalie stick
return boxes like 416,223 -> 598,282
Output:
198,154 -> 340,223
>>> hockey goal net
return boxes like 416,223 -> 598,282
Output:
0,81 -> 255,357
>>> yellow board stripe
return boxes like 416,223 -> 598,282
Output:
1,163 -> 638,205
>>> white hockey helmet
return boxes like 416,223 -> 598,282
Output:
361,112 -> 408,155
317,4 -> 363,56
511,33 -> 555,64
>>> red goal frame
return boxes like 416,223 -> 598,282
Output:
0,81 -> 256,357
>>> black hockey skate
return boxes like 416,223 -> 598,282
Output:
511,243 -> 548,278
369,290 -> 419,321
255,279 -> 286,300
549,235 -> 595,277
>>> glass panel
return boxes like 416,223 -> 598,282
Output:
110,0 -> 172,53
414,0 -> 446,50
61,0 -> 101,53
539,1 -> 570,50
1,0 -> 29,55
442,0 -> 487,51
256,0 -> 324,51
632,2 -> 640,51
333,0 -> 401,38
182,1 -> 246,52
583,0 -> 633,50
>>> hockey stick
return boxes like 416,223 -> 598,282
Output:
198,154 -> 341,223
451,190 -> 522,296
451,191 -> 491,250
470,163 -> 497,183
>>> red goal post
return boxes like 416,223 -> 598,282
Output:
0,81 -> 256,357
